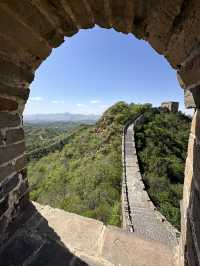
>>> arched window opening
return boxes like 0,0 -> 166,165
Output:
24,27 -> 190,238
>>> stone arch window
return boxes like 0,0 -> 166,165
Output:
0,1 -> 199,265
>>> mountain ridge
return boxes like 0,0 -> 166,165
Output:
24,112 -> 100,123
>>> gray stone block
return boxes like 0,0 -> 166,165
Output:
6,128 -> 24,145
3,174 -> 19,195
0,82 -> 30,101
184,90 -> 196,108
0,164 -> 15,182
101,226 -> 174,266
34,202 -> 104,257
0,97 -> 18,111
0,142 -> 25,165
0,112 -> 21,128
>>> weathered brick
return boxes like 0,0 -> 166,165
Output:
0,97 -> 18,111
0,184 -> 3,199
63,0 -> 94,29
31,0 -> 78,37
15,156 -> 27,173
178,54 -> 200,87
20,169 -> 27,180
87,0 -> 111,28
6,128 -> 24,145
0,230 -> 43,265
184,90 -> 196,109
186,215 -> 199,266
0,163 -> 15,183
0,112 -> 21,128
0,215 -> 7,235
3,174 -> 19,195
166,0 -> 200,68
110,0 -> 134,33
0,196 -> 8,217
0,142 -> 25,165
189,86 -> 200,109
18,179 -> 29,198
192,141 -> 200,188
0,4 -> 51,62
28,241 -> 74,266
191,110 -> 200,139
190,188 -> 200,252
0,156 -> 26,184
145,0 -> 183,55
0,58 -> 34,86
1,0 -> 64,48
183,136 -> 194,206
0,82 -> 30,101
14,193 -> 29,213
0,131 -> 4,146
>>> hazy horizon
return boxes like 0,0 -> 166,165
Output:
24,102 -> 157,116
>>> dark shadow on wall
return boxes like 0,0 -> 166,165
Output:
185,180 -> 199,266
184,121 -> 200,266
0,201 -> 89,266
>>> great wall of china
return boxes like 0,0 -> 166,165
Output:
0,1 -> 200,265
121,116 -> 179,248
0,117 -> 176,266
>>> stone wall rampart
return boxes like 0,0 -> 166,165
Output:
122,115 -> 179,248
0,1 -> 200,263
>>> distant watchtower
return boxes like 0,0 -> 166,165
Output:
161,102 -> 179,113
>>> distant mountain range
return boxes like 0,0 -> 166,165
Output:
24,113 -> 100,123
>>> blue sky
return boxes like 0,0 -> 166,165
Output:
25,26 -> 185,115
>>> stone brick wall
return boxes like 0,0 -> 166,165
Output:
122,116 -> 179,248
0,72 -> 31,242
0,1 -> 199,265
177,45 -> 200,265
177,109 -> 200,266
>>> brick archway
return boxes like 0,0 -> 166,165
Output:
0,2 -> 199,265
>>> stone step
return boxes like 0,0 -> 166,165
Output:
131,211 -> 178,247
130,206 -> 157,213
122,122 -> 179,249
132,213 -> 166,226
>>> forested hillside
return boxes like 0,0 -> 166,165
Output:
28,102 -> 150,226
135,108 -> 191,229
24,122 -> 80,153
27,103 -> 191,229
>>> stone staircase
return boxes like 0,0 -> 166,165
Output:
0,202 -> 175,266
122,121 -> 179,248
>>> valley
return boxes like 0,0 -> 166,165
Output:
26,103 -> 191,229
24,121 -> 81,153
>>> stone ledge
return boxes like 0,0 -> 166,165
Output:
101,226 -> 174,266
32,202 -> 174,266
34,202 -> 104,257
